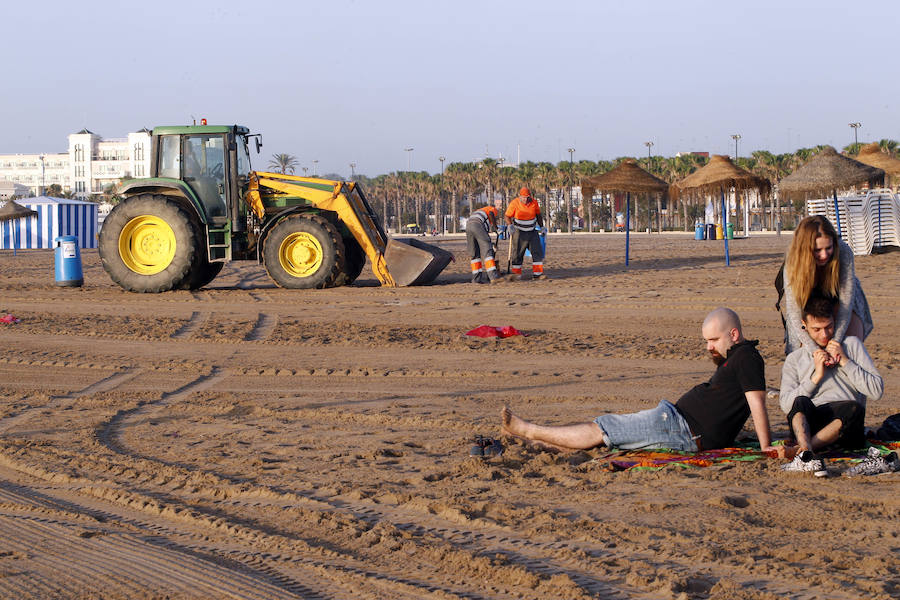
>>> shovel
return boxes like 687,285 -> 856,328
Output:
505,229 -> 513,275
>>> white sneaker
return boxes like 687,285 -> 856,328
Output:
781,451 -> 828,477
845,448 -> 900,477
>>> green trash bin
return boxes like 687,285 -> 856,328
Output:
726,223 -> 734,239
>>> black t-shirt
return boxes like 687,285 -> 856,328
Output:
675,340 -> 766,450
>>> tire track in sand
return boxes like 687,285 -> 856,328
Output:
0,472 -> 329,600
98,367 -> 227,455
245,312 -> 279,341
78,367 -> 618,598
171,311 -> 210,339
0,460 -> 479,600
0,367 -> 141,435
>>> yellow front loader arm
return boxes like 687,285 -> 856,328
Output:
248,172 -> 452,287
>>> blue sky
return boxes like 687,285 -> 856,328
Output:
4,0 -> 898,177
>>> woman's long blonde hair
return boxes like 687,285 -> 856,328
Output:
786,215 -> 841,310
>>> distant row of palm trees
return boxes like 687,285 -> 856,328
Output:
267,154 -> 299,175
267,140 -> 899,233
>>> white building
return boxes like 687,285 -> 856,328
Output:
0,153 -> 68,196
0,179 -> 30,199
0,128 -> 151,200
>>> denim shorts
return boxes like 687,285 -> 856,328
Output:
594,400 -> 699,452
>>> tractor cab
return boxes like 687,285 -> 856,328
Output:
151,124 -> 253,227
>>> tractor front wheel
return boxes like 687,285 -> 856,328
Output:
99,194 -> 198,293
263,214 -> 345,289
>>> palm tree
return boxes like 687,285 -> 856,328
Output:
268,153 -> 298,174
410,171 -> 436,229
497,165 -> 517,216
382,172 -> 403,233
534,162 -> 557,229
750,150 -> 793,230
370,174 -> 389,227
573,160 -> 601,231
667,153 -> 707,230
445,162 -> 476,232
639,155 -> 667,231
478,158 -> 500,214
751,150 -> 777,229
877,139 -> 899,158
517,161 -> 538,195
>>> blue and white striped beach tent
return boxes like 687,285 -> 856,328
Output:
0,197 -> 98,250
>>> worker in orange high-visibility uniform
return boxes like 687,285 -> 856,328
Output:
505,187 -> 546,280
466,205 -> 500,283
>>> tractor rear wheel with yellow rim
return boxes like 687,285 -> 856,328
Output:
98,194 -> 198,292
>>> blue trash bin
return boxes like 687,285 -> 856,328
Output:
54,235 -> 83,287
706,223 -> 716,241
694,224 -> 706,240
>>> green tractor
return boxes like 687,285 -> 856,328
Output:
98,124 -> 451,292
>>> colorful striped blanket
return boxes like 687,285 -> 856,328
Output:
595,441 -> 900,471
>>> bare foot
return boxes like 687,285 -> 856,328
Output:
501,405 -> 531,439
499,406 -> 583,453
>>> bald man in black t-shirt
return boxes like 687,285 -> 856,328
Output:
502,308 -> 778,453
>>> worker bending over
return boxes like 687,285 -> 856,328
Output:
466,205 -> 500,283
505,187 -> 546,280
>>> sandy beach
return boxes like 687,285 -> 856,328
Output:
0,232 -> 897,600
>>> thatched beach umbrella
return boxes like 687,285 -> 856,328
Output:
779,146 -> 884,237
854,144 -> 900,246
855,143 -> 900,186
673,155 -> 770,266
0,200 -> 38,257
581,159 -> 668,265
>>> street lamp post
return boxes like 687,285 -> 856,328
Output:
849,122 -> 861,148
39,154 -> 45,196
645,141 -> 657,233
349,162 -> 356,180
567,147 -> 575,234
404,148 -> 413,171
728,134 -> 742,238
311,160 -> 318,177
302,167 -> 308,176
731,134 -> 741,160
439,156 -> 446,233
644,141 -> 653,166
731,134 -> 745,236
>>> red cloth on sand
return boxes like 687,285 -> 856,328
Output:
466,325 -> 526,338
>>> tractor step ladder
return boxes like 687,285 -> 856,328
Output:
206,225 -> 231,261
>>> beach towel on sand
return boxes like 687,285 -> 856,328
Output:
595,440 -> 900,472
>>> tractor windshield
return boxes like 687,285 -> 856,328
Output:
237,136 -> 252,178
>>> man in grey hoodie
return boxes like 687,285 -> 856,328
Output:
779,294 -> 883,475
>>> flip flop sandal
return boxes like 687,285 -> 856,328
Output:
470,435 -> 496,457
482,439 -> 504,458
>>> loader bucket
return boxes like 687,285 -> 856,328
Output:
384,238 -> 453,286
